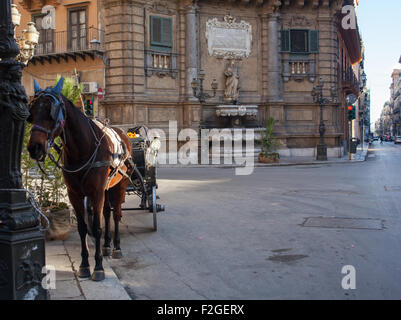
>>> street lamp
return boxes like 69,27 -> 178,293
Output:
311,78 -> 337,161
191,70 -> 218,104
11,4 -> 39,65
0,1 -> 47,300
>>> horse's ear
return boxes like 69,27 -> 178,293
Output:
53,77 -> 64,95
34,79 -> 42,95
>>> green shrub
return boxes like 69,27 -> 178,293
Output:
55,75 -> 83,105
22,124 -> 68,212
260,117 -> 281,157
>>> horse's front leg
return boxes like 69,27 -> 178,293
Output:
68,190 -> 91,278
90,191 -> 106,281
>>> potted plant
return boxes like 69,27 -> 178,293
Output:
22,123 -> 71,241
259,117 -> 281,164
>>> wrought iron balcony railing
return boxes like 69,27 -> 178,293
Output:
341,65 -> 360,91
34,27 -> 105,57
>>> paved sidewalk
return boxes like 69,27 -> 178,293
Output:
45,229 -> 131,300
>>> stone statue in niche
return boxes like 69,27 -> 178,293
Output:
224,60 -> 240,104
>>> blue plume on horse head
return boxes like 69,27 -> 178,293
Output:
33,78 -> 42,94
53,77 -> 64,95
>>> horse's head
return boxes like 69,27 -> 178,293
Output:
27,77 -> 66,161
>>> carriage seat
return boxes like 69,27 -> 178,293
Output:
92,120 -> 130,169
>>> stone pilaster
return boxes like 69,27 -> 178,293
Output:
185,4 -> 199,100
266,13 -> 282,102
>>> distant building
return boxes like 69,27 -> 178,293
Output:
389,68 -> 401,136
16,0 -> 106,116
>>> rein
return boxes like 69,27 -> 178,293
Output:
30,92 -> 134,195
30,91 -> 109,177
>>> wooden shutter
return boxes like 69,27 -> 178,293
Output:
150,15 -> 172,52
151,16 -> 162,44
162,18 -> 172,47
280,30 -> 290,52
309,30 -> 319,53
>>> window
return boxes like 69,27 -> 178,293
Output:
150,15 -> 172,52
280,29 -> 319,54
68,8 -> 87,51
32,14 -> 54,55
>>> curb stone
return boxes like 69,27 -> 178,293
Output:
46,231 -> 131,300
158,145 -> 371,169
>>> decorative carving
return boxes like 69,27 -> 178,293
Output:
0,260 -> 8,287
272,0 -> 282,13
216,105 -> 258,120
16,259 -> 42,292
224,60 -> 240,104
205,14 -> 252,60
284,15 -> 312,28
145,0 -> 176,15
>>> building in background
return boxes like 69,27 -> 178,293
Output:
377,67 -> 401,137
98,0 -> 364,159
16,0 -> 365,159
16,0 -> 107,116
389,68 -> 401,136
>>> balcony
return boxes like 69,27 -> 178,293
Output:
341,66 -> 360,95
30,27 -> 105,65
282,57 -> 316,83
145,50 -> 178,79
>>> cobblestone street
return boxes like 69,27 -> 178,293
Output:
94,142 -> 401,299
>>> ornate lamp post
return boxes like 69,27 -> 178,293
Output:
0,1 -> 47,300
311,78 -> 336,161
191,70 -> 218,104
11,4 -> 39,65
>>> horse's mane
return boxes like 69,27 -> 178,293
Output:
61,95 -> 104,139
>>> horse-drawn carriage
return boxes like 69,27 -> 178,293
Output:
84,125 -> 165,234
123,125 -> 165,231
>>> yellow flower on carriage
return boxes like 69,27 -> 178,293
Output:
127,132 -> 137,139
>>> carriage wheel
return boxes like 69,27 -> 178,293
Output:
150,186 -> 157,232
84,196 -> 94,237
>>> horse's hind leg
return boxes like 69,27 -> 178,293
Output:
68,190 -> 91,278
90,192 -> 106,281
102,191 -> 112,257
111,181 -> 128,259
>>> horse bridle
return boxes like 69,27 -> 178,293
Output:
30,89 -> 66,152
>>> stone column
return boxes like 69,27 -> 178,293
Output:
267,13 -> 282,102
185,4 -> 198,100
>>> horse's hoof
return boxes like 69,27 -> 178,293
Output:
91,270 -> 105,282
78,266 -> 91,279
102,247 -> 112,257
112,249 -> 123,259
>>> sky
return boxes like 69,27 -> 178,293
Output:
357,0 -> 401,128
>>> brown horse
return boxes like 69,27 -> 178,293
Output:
27,78 -> 132,281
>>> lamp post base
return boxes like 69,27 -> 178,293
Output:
0,227 -> 47,300
316,144 -> 328,161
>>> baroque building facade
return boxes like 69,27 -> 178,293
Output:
17,0 -> 364,159
99,0 -> 363,159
